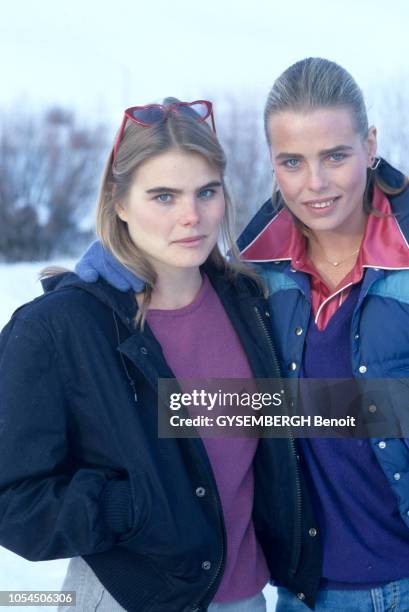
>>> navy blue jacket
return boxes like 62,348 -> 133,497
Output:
237,159 -> 409,536
0,263 -> 321,611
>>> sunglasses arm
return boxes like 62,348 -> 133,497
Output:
113,114 -> 128,163
210,111 -> 216,133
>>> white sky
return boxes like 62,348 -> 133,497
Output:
2,0 -> 409,128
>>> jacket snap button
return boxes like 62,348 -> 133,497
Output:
195,487 -> 206,497
354,334 -> 360,340
297,593 -> 306,601
295,327 -> 303,336
394,473 -> 401,480
201,561 -> 211,570
289,362 -> 297,371
140,347 -> 148,355
308,527 -> 317,537
368,404 -> 377,413
265,311 -> 270,317
359,365 -> 367,374
378,441 -> 386,449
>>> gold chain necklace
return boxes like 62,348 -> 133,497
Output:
321,248 -> 360,267
309,247 -> 360,268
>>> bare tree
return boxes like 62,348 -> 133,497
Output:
367,84 -> 409,175
216,99 -> 272,236
0,107 -> 108,262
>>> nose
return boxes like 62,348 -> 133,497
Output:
306,163 -> 329,193
179,197 -> 200,226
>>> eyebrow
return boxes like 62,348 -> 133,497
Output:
146,180 -> 222,194
275,145 -> 354,161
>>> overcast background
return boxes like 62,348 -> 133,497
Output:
1,0 -> 409,608
2,0 -> 409,124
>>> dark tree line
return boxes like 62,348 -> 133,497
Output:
0,107 -> 108,262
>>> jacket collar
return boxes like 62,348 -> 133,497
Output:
40,262 -> 272,378
41,272 -> 138,328
40,261 -> 262,322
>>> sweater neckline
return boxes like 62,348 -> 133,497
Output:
146,274 -> 210,318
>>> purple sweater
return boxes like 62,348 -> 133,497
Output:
146,275 -> 269,602
299,283 -> 409,588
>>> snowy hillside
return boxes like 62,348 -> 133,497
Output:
0,261 -> 277,611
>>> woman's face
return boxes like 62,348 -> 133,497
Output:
267,107 -> 377,235
116,149 -> 225,276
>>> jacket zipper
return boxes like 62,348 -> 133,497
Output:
253,305 -> 302,579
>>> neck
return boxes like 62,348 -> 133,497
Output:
308,213 -> 367,261
145,266 -> 204,310
305,211 -> 368,292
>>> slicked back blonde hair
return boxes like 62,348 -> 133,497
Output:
264,58 -> 408,217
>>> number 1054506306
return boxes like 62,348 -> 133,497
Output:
0,591 -> 75,606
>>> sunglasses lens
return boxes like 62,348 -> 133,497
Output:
131,107 -> 165,124
179,102 -> 210,120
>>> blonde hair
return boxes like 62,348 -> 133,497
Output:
264,58 -> 408,218
95,98 -> 263,326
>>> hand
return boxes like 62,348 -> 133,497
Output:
75,241 -> 145,292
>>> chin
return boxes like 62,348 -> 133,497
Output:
300,215 -> 345,233
170,254 -> 210,269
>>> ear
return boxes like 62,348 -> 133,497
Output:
366,126 -> 378,166
115,201 -> 128,223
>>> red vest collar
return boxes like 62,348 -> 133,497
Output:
241,186 -> 409,330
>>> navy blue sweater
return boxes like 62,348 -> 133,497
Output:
299,283 -> 409,588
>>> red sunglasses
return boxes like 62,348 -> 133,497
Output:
113,100 -> 216,163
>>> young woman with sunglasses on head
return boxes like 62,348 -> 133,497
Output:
236,58 -> 409,611
0,99 -> 321,611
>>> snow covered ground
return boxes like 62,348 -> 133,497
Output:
0,260 -> 77,326
0,261 -> 277,611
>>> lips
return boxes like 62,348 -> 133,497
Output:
172,235 -> 205,244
